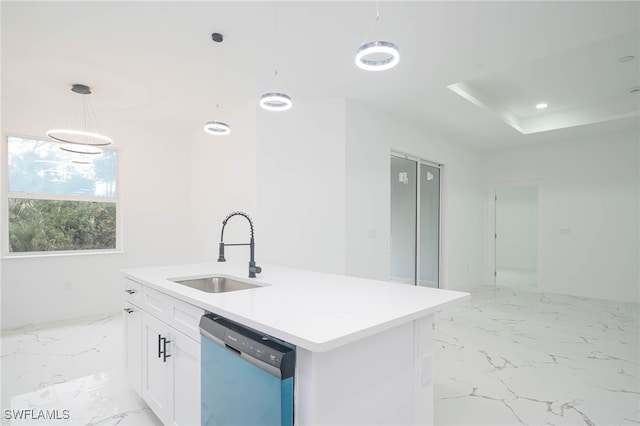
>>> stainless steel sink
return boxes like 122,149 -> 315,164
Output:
170,276 -> 261,293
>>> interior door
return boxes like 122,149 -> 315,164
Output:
390,156 -> 417,284
419,163 -> 440,288
390,154 -> 441,288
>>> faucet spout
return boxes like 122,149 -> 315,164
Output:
217,211 -> 262,278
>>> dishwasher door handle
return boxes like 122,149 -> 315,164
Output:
225,344 -> 242,356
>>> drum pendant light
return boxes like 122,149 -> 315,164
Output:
47,84 -> 113,146
204,33 -> 231,135
355,1 -> 400,71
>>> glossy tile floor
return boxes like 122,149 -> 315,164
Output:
434,285 -> 640,425
1,314 -> 160,425
1,286 -> 638,425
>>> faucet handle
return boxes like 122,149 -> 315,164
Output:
248,263 -> 262,278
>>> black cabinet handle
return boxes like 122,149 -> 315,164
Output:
123,308 -> 134,314
158,334 -> 162,358
124,289 -> 136,295
162,337 -> 172,363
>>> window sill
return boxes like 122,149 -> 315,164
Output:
1,250 -> 125,260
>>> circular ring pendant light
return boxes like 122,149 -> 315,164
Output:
259,3 -> 292,112
48,129 -> 113,146
204,121 -> 231,135
355,40 -> 400,71
47,84 -> 114,146
204,33 -> 231,136
259,92 -> 292,111
355,1 -> 399,72
59,144 -> 103,155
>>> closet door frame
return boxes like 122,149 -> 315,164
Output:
391,151 -> 443,288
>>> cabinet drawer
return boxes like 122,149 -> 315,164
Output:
142,286 -> 203,341
169,297 -> 204,342
142,286 -> 171,322
123,278 -> 143,307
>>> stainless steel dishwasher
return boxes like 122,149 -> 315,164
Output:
199,312 -> 295,426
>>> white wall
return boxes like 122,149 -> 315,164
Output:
188,99 -> 346,275
188,102 -> 258,264
256,99 -> 346,274
484,130 -> 639,302
495,185 -> 538,271
1,98 -> 195,329
345,101 -> 485,290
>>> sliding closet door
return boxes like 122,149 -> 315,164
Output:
390,156 -> 417,284
419,163 -> 440,288
390,155 -> 441,288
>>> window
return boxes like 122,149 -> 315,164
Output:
5,136 -> 118,254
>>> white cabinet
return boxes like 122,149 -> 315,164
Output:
123,302 -> 142,395
170,325 -> 200,426
142,312 -> 172,423
142,312 -> 201,426
124,278 -> 202,426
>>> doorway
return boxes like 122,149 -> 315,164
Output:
494,185 -> 538,290
390,154 -> 441,288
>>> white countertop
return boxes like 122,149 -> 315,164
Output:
121,262 -> 468,352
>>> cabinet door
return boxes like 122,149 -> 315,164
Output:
123,302 -> 142,396
142,312 -> 172,425
172,331 -> 201,426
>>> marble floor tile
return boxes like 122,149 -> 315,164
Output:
1,313 -> 160,426
434,285 -> 640,426
495,269 -> 538,292
6,370 -> 160,426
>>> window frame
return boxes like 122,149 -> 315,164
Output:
2,133 -> 122,257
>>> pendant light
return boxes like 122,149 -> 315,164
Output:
355,1 -> 400,71
259,2 -> 292,111
259,73 -> 292,111
204,33 -> 231,135
204,118 -> 231,136
47,84 -> 113,146
59,144 -> 102,155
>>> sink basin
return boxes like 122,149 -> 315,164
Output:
170,276 -> 261,293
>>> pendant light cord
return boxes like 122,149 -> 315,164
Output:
272,1 -> 289,93
362,0 -> 380,44
275,0 -> 279,73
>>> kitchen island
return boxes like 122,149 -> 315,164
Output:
121,262 -> 468,425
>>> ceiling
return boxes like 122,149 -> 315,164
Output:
2,1 -> 639,151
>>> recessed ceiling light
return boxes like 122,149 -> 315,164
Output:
536,103 -> 548,109
617,55 -> 635,63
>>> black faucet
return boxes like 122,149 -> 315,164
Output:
217,211 -> 262,278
